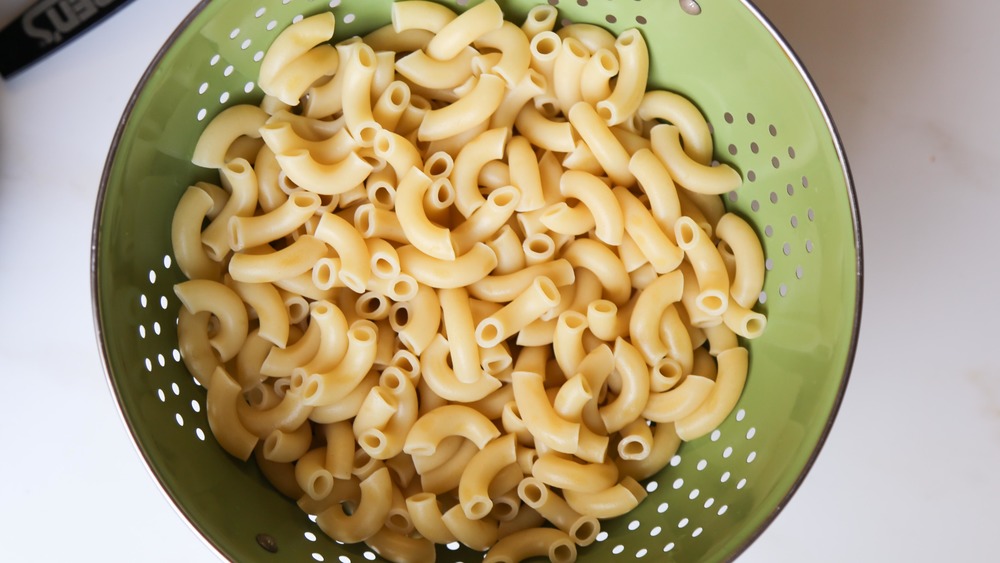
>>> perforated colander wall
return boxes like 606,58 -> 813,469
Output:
94,0 -> 860,561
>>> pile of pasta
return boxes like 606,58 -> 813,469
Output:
171,1 -> 767,561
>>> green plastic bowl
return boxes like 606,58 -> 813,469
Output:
92,0 -> 862,561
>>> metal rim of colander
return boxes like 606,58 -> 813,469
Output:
91,1 -> 863,561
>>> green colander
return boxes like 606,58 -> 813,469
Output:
92,0 -> 862,561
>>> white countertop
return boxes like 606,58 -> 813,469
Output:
1,0 -> 998,561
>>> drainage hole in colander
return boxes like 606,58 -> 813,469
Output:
746,170 -> 756,182
678,518 -> 689,529
703,497 -> 715,509
190,399 -> 201,413
657,502 -> 669,514
779,284 -> 788,297
750,199 -> 759,212
664,542 -> 676,552
763,225 -> 773,237
746,112 -> 756,125
144,358 -> 153,372
722,446 -> 732,459
692,527 -> 704,537
637,548 -> 648,558
645,481 -> 658,492
688,488 -> 700,500
636,15 -> 647,24
769,124 -> 778,136
749,142 -> 759,154
759,291 -> 768,304
157,389 -> 165,402
595,531 -> 609,542
650,526 -> 662,537
266,20 -> 277,31
747,451 -> 757,463
791,215 -> 798,228
241,39 -> 252,50
710,429 -> 721,441
672,478 -> 684,490
209,54 -> 220,66
772,156 -> 781,168
628,520 -> 641,531
746,426 -> 756,439
679,0 -> 701,16
343,13 -> 356,24
723,112 -> 734,124
697,459 -> 708,470
174,413 -> 184,427
720,471 -> 731,483
228,27 -> 240,39
795,265 -> 804,279
197,109 -> 207,121
254,7 -> 266,18
138,325 -> 146,339
612,545 -> 624,555
363,552 -> 376,561
329,0 -> 341,8
195,428 -> 205,441
718,505 -> 729,516
769,191 -> 778,204
311,553 -> 324,562
157,354 -> 165,367
605,14 -> 617,23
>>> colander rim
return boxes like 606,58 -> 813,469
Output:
90,1 -> 863,561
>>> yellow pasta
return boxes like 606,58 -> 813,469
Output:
173,4 -> 773,559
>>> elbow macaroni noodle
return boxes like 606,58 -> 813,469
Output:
172,1 -> 767,559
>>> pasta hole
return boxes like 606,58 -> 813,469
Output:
310,473 -> 333,498
551,543 -> 575,563
226,160 -> 247,174
676,221 -> 697,246
621,439 -> 647,458
357,46 -> 376,68
596,104 -> 614,122
477,320 -> 502,347
561,312 -> 586,330
468,500 -> 491,519
566,38 -> 588,58
490,188 -> 518,209
374,135 -> 392,155
697,292 -> 726,316
361,432 -> 384,451
426,155 -> 451,177
573,519 -> 598,543
303,378 -> 321,401
388,85 -> 407,106
392,278 -> 416,299
371,185 -> 394,207
356,207 -> 373,236
597,51 -> 618,72
519,481 -> 545,506
617,30 -> 638,47
391,305 -> 410,329
388,512 -> 409,531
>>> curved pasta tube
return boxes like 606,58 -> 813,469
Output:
485,528 -> 576,563
562,477 -> 647,519
675,347 -> 749,440
274,149 -> 374,196
485,225 -> 526,275
627,269 -> 684,364
171,185 -> 222,281
314,212 -> 371,293
451,127 -> 509,217
612,186 -> 683,273
599,338 -> 651,433
459,433 -> 518,519
651,124 -> 742,194
425,0 -> 503,60
596,29 -> 649,126
442,505 -> 499,551
359,370 -> 419,460
514,104 -> 576,153
392,0 -> 456,33
364,23 -> 434,52
511,370 -> 579,454
261,421 -> 312,463
660,304 -> 694,373
294,300 -> 350,377
389,283 -> 440,355
308,372 -> 379,424
567,101 -> 634,187
316,467 -> 393,543
716,212 -> 766,309
206,367 -> 258,460
506,135 -> 545,211
562,238 -> 631,305
468,259 -> 575,302
438,287 -> 482,384
404,405 -> 501,457
723,301 -> 767,339
552,37 -> 590,114
452,186 -> 521,254
258,12 -> 336,93
237,383 -> 314,438
174,279 -> 248,363
492,68 -> 547,130
395,167 -> 457,260
580,47 -> 619,106
420,334 -> 502,402
474,21 -> 530,86
617,417 -> 654,461
539,201 -> 596,237
227,278 -> 289,348
642,374 -> 715,423
268,44 -> 340,106
300,320 -> 379,406
418,74 -> 506,142
397,242 -> 498,289
532,454 -> 618,493
340,43 -> 380,146
627,147 -> 683,233
228,234 -> 328,284
259,120 -> 355,166
406,492 -> 458,544
559,170 -> 624,245
372,128 -> 423,181
675,216 -> 730,316
557,23 -> 616,54
365,527 -> 437,563
177,309 -> 218,386
229,191 -> 321,252
521,4 -> 557,38
617,422 -> 682,481
396,46 -> 478,90
638,90 -> 714,165
477,275 -> 560,347
192,104 -> 269,168
515,478 -> 600,546
201,159 -> 259,261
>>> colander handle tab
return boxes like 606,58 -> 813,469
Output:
0,0 -> 136,79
